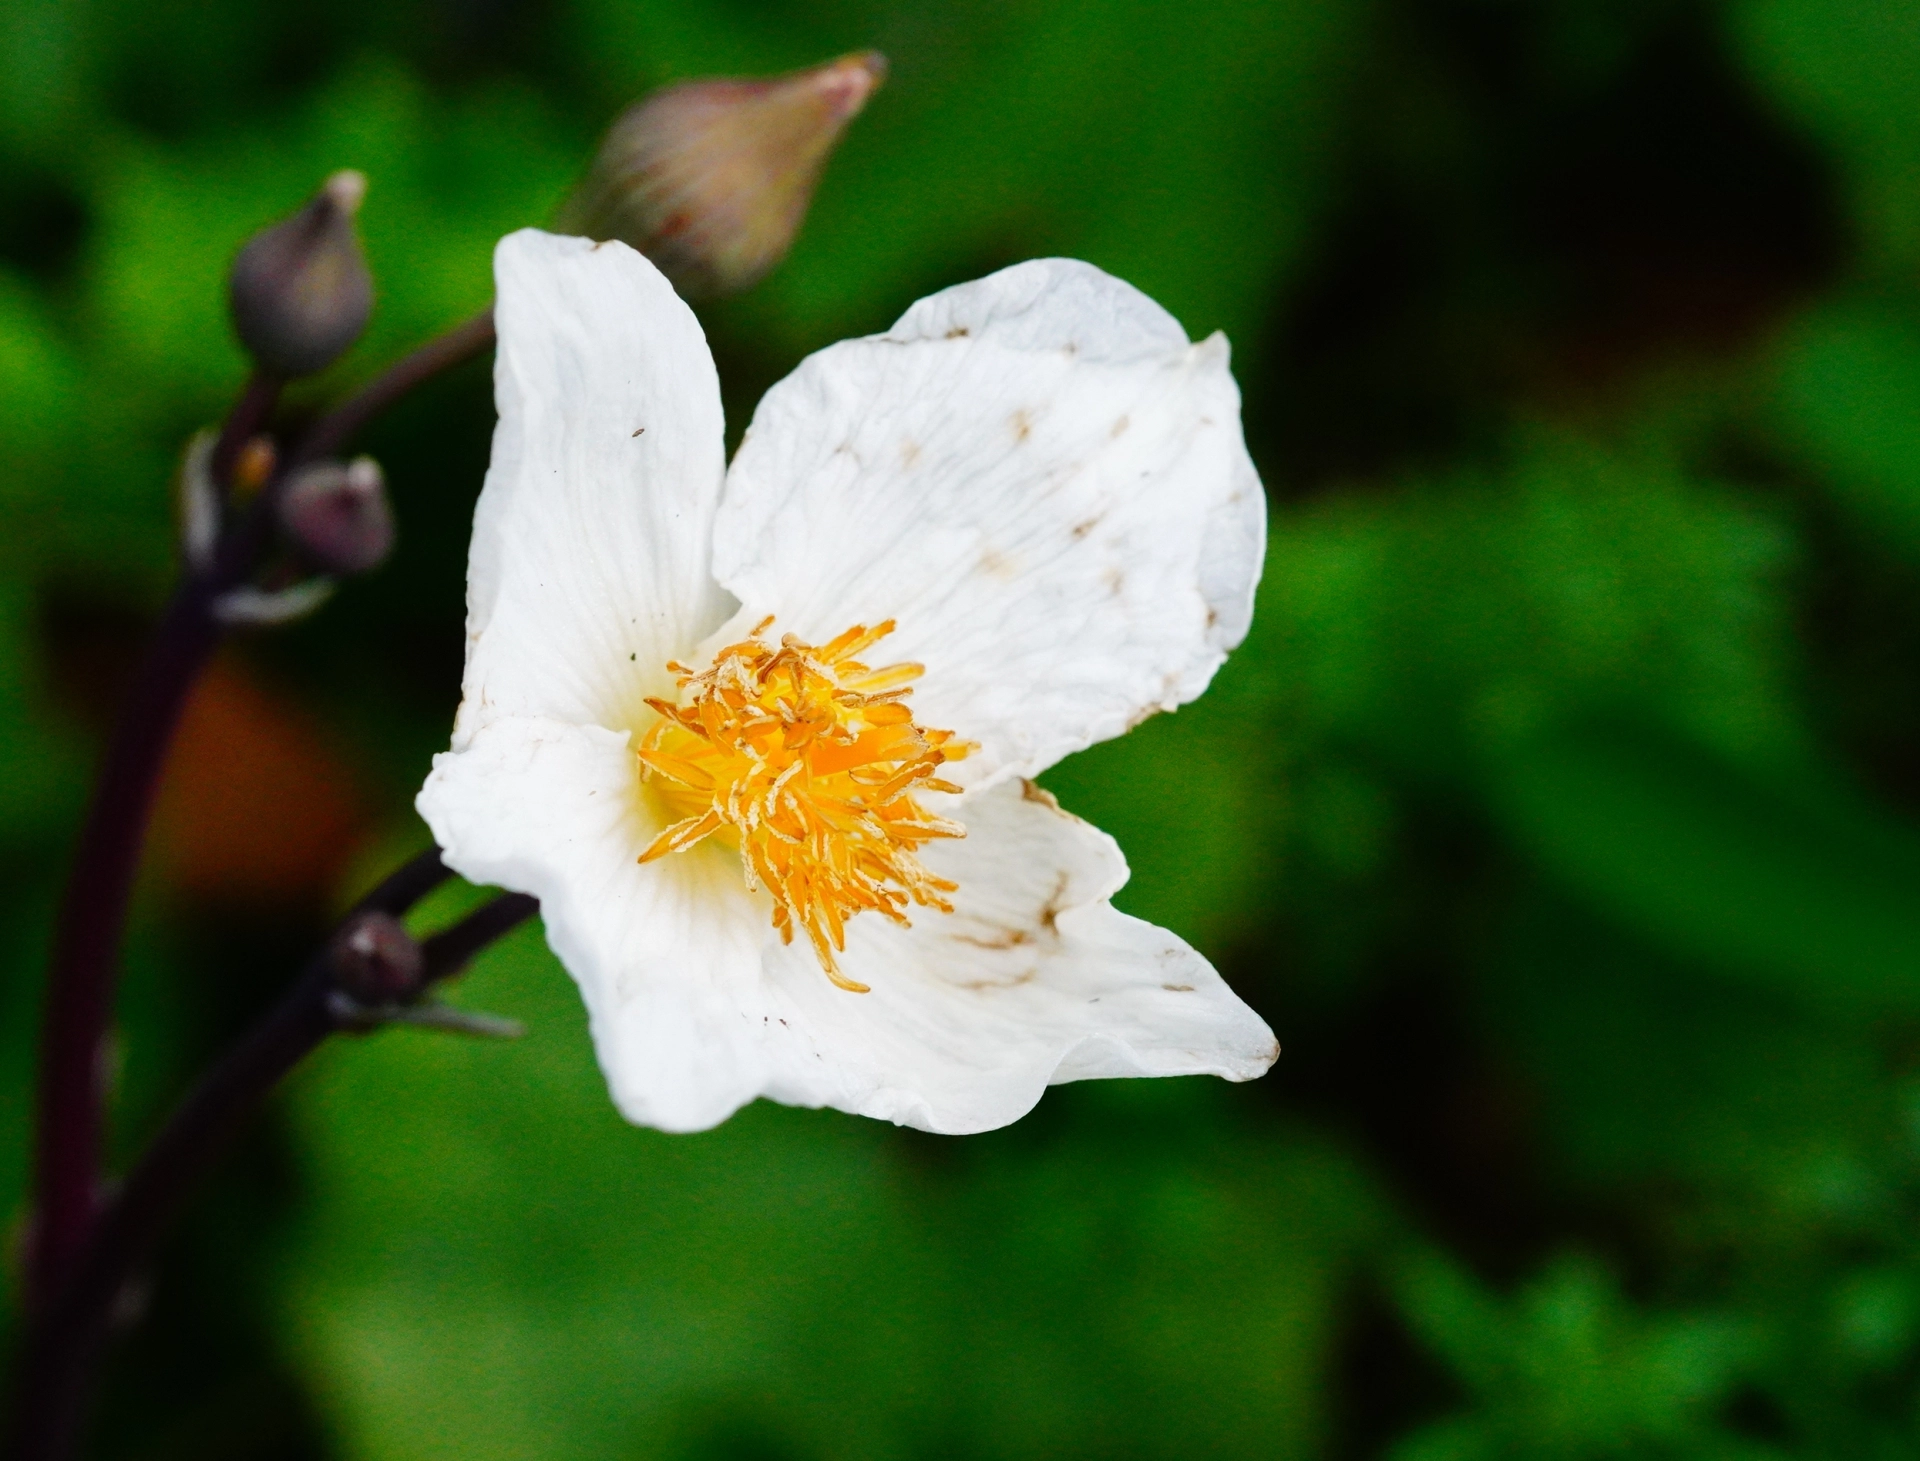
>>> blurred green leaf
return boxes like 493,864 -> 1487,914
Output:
1492,725 -> 1920,1007
1263,434 -> 1796,779
691,0 -> 1365,359
83,57 -> 574,410
1482,893 -> 1903,1228
1042,529 -> 1293,955
1734,0 -> 1920,272
284,926 -> 1378,1461
0,575 -> 81,845
1772,297 -> 1920,561
1389,1249 -> 1768,1461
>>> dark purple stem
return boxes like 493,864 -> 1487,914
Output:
295,305 -> 494,467
24,312 -> 498,1317
415,888 -> 538,973
9,883 -> 536,1461
28,584 -> 221,1312
355,844 -> 456,919
26,365 -> 290,1305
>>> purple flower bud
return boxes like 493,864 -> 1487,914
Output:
230,170 -> 374,377
557,51 -> 886,297
330,911 -> 424,1008
278,456 -> 394,575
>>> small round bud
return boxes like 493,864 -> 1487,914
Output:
230,170 -> 374,377
331,911 -> 424,1007
278,456 -> 394,575
556,51 -> 886,298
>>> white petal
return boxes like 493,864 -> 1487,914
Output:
421,726 -> 1274,1134
712,258 -> 1265,788
456,229 -> 734,748
417,715 -> 775,1133
747,779 -> 1279,1134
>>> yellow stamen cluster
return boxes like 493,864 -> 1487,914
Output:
637,617 -> 969,990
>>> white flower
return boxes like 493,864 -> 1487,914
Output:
417,228 -> 1279,1134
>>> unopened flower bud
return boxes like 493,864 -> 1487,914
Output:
556,51 -> 886,297
230,170 -> 374,377
278,456 -> 394,575
330,911 -> 423,1008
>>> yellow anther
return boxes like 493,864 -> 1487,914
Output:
637,619 -> 969,988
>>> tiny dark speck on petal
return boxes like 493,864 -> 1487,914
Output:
632,427 -> 645,437
1163,983 -> 1194,992
630,652 -> 637,660
946,326 -> 970,339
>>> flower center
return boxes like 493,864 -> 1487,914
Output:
636,617 -> 969,991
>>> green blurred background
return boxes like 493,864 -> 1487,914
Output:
4,0 -> 1920,1455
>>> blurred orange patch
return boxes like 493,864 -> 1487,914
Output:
149,654 -> 371,906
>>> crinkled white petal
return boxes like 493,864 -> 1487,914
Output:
423,250 -> 1276,1136
455,229 -> 734,748
423,732 -> 1275,1134
711,258 -> 1266,789
746,779 -> 1279,1134
417,715 -> 775,1133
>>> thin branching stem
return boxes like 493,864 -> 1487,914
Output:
10,872 -> 536,1461
20,307 -> 497,1455
294,305 -> 495,467
27,569 -> 223,1311
23,312 -> 498,1320
28,365 -> 288,1303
